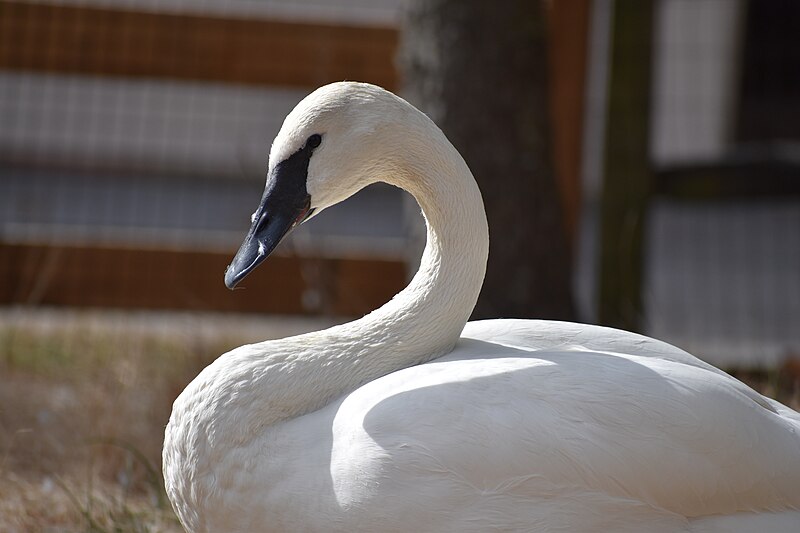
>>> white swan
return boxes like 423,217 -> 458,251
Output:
163,82 -> 800,532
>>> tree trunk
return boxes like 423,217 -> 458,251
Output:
400,0 -> 575,320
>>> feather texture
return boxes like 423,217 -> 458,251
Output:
163,82 -> 800,532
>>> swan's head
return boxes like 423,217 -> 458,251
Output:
225,82 -> 416,289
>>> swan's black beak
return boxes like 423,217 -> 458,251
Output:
224,157 -> 314,289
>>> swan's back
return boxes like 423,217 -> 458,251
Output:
199,319 -> 800,532
326,320 -> 800,529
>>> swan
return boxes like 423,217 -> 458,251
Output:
163,82 -> 800,532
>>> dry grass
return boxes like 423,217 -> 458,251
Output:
0,309 -> 335,532
0,325 -> 213,532
0,309 -> 798,532
729,366 -> 800,412
0,473 -> 180,533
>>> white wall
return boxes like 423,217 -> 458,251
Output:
0,72 -> 307,178
650,0 -> 745,166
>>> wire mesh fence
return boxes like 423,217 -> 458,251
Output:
0,0 -> 798,529
641,0 -> 800,367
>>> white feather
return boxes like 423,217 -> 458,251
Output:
164,82 -> 800,532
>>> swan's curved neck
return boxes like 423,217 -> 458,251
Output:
260,123 -> 490,423
360,129 -> 490,360
174,119 -> 488,444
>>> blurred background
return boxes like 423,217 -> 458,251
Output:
1,0 -> 798,530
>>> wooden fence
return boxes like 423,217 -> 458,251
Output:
0,1 -> 404,315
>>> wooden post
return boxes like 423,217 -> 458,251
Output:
547,0 -> 591,246
598,0 -> 654,331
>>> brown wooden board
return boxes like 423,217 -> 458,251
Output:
0,243 -> 406,315
0,1 -> 398,90
547,0 -> 590,245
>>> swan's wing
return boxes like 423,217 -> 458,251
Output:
463,319 -> 727,373
328,321 -> 800,528
463,318 -> 785,414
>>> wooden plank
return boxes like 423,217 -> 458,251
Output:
0,1 -> 398,90
0,243 -> 406,315
547,0 -> 591,245
655,157 -> 800,200
597,0 -> 653,331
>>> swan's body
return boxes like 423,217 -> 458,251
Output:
163,82 -> 800,532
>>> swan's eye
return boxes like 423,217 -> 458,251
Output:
306,134 -> 322,150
